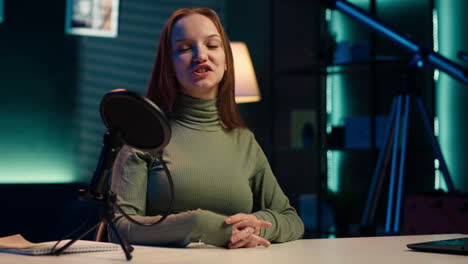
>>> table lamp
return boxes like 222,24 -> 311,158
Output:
231,42 -> 261,103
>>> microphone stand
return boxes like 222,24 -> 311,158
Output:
321,0 -> 468,235
52,128 -> 175,261
52,90 -> 174,261
52,130 -> 134,260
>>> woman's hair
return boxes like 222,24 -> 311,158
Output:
146,7 -> 247,129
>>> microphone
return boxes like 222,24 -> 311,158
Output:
89,89 -> 171,197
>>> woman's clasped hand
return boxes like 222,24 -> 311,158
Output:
225,213 -> 272,249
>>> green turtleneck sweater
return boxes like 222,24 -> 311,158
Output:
111,95 -> 304,247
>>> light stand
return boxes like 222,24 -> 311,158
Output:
361,67 -> 455,235
52,90 -> 173,260
321,0 -> 468,235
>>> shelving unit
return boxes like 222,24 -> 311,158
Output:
269,0 -> 328,237
325,0 -> 436,236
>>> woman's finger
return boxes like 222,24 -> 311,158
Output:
228,238 -> 249,249
230,227 -> 254,244
255,236 -> 271,248
233,219 -> 272,230
225,213 -> 251,224
228,234 -> 271,249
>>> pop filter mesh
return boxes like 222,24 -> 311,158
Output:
101,91 -> 170,150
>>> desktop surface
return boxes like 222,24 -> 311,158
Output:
1,234 -> 467,264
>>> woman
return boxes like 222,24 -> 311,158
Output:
111,7 -> 304,249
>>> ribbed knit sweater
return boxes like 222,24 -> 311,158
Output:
110,95 -> 304,247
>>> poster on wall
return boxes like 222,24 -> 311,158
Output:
65,0 -> 119,37
0,0 -> 4,23
290,110 -> 318,149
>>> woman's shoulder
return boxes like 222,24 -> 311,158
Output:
228,127 -> 263,150
229,127 -> 255,140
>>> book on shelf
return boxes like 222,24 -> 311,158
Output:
0,234 -> 120,256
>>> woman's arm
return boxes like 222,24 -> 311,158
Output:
250,150 -> 305,242
111,145 -> 233,247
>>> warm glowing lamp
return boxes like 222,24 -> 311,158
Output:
231,42 -> 261,103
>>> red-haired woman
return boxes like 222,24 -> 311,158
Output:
111,8 -> 304,249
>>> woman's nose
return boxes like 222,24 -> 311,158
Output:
193,46 -> 208,63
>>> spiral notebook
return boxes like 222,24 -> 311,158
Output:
0,234 -> 120,256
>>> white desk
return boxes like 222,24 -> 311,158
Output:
1,234 -> 467,263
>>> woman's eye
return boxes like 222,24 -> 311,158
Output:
177,46 -> 190,52
207,44 -> 219,49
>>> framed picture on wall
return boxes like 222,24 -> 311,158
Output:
65,0 -> 119,37
290,109 -> 318,149
0,0 -> 4,23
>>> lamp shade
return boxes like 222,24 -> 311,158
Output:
231,42 -> 261,103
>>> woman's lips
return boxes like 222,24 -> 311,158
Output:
192,71 -> 210,78
192,64 -> 212,79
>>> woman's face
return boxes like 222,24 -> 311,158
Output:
171,14 -> 226,99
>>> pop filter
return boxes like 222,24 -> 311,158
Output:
97,89 -> 175,228
100,89 -> 171,152
89,89 -> 171,197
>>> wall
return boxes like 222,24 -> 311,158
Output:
0,0 -> 77,184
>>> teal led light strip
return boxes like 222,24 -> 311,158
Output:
326,75 -> 333,133
432,9 -> 442,191
434,0 -> 468,189
326,69 -> 340,193
432,9 -> 440,81
0,0 -> 4,23
433,116 -> 447,190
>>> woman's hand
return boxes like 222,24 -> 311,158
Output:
225,213 -> 272,249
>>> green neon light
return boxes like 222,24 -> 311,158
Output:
432,9 -> 440,81
0,170 -> 75,184
327,150 -> 342,193
326,75 -> 333,134
0,156 -> 75,184
326,0 -> 370,194
0,113 -> 76,183
435,0 -> 466,191
0,0 -> 3,23
432,9 -> 445,191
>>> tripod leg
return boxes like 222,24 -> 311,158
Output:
369,128 -> 396,226
385,95 -> 404,234
361,96 -> 398,229
415,97 -> 455,191
52,221 -> 102,256
107,220 -> 134,260
393,94 -> 411,233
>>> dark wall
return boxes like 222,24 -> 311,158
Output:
227,0 -> 324,209
0,0 -> 78,241
226,0 -> 273,150
0,0 -> 77,183
0,184 -> 95,242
